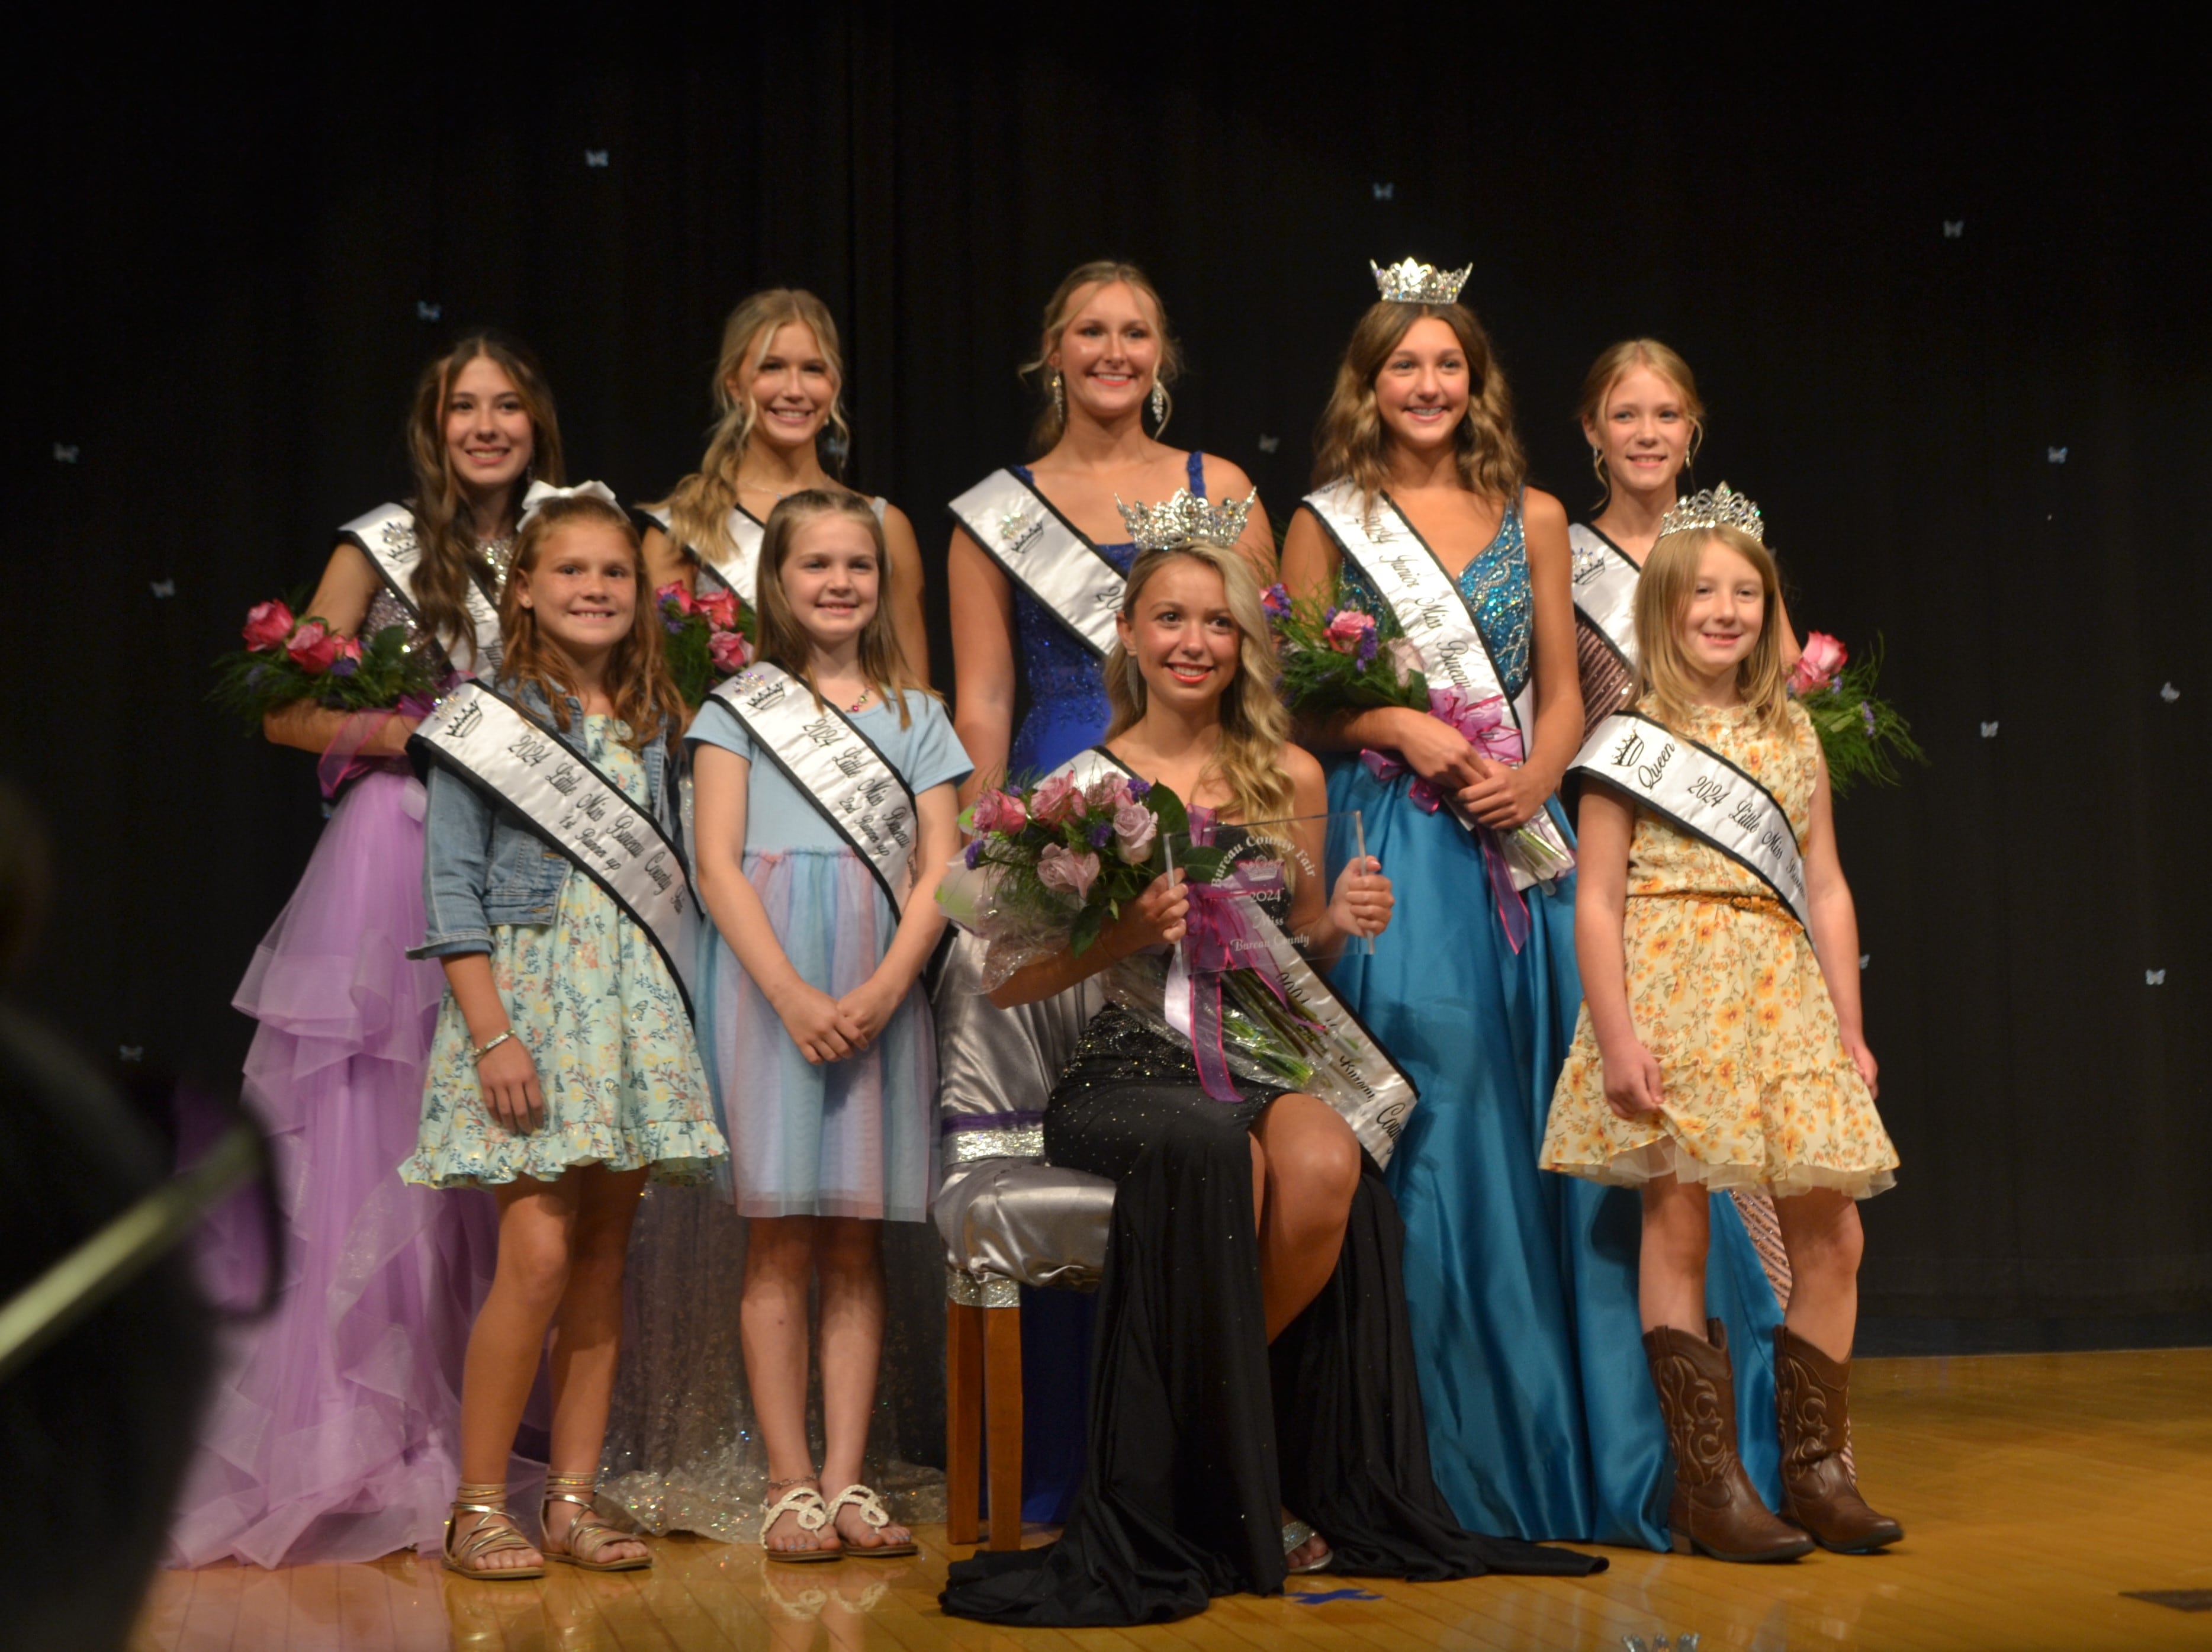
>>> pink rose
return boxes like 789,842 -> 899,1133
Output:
1031,772 -> 1082,827
1325,608 -> 1377,654
972,788 -> 1028,835
1111,799 -> 1158,864
699,589 -> 741,632
285,619 -> 341,674
708,629 -> 751,674
242,599 -> 294,652
657,581 -> 699,616
1791,631 -> 1848,695
1037,843 -> 1101,902
1386,637 -> 1423,687
1085,774 -> 1128,811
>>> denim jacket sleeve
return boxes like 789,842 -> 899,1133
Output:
419,764 -> 497,957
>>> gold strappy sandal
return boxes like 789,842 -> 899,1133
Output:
541,1471 -> 651,1573
443,1482 -> 545,1580
824,1484 -> 918,1558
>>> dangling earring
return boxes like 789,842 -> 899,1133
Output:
1149,380 -> 1167,427
1051,372 -> 1065,423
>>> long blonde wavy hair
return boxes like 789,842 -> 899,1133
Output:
1104,541 -> 1295,827
1577,338 -> 1706,510
1311,301 -> 1525,508
403,334 -> 565,666
1018,259 -> 1184,455
1634,525 -> 1791,735
497,496 -> 689,750
654,290 -> 852,565
753,489 -> 927,728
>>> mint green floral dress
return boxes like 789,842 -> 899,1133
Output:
404,716 -> 727,1189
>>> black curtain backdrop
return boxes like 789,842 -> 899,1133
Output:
8,10 -> 2206,1329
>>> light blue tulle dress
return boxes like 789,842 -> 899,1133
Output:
1320,493 -> 1785,1550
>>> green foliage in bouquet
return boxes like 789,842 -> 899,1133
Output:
1790,633 -> 1928,797
1265,580 -> 1428,716
211,594 -> 441,732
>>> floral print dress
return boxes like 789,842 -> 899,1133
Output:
405,717 -> 726,1190
1541,699 -> 1899,1200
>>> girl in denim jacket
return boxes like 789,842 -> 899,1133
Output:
404,491 -> 726,1579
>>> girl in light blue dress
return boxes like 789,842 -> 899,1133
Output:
690,490 -> 967,1561
407,491 -> 725,1580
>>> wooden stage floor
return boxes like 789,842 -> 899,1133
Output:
135,1348 -> 2212,1651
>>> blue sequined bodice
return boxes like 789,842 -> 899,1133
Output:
1006,452 -> 1207,777
1338,492 -> 1532,698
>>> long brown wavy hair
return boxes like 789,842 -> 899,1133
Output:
497,496 -> 689,750
1634,525 -> 1791,735
652,290 -> 853,568
753,490 -> 927,729
1311,301 -> 1525,509
404,335 -> 564,666
1018,259 -> 1184,455
1104,541 -> 1295,828
1576,338 -> 1706,510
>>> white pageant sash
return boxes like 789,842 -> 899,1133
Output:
1571,712 -> 1809,928
339,503 -> 503,671
635,503 -> 764,604
950,470 -> 1124,658
1056,747 -> 1420,1167
1304,481 -> 1571,889
1568,522 -> 1641,674
411,683 -> 699,1013
708,664 -> 918,914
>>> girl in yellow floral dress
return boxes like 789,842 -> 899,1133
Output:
1541,490 -> 1901,1564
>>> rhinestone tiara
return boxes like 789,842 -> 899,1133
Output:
1658,482 -> 1766,544
1371,256 -> 1472,305
1115,487 -> 1258,552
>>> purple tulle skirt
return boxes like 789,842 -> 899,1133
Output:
167,767 -> 505,1568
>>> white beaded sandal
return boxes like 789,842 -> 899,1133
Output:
824,1483 -> 918,1558
443,1482 -> 545,1580
1282,1516 -> 1332,1575
540,1471 -> 651,1573
760,1479 -> 843,1564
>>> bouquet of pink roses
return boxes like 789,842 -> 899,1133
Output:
657,581 -> 757,706
1787,631 -> 1925,796
210,597 -> 441,731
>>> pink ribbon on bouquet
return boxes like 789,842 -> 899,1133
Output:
317,690 -> 440,801
1164,828 -> 1323,1102
1358,686 -> 1533,954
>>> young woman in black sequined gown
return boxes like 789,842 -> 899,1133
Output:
939,532 -> 1606,1626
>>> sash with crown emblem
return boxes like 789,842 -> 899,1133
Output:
634,503 -> 766,605
1043,747 -> 1419,1166
1570,712 -> 1810,928
949,470 -> 1125,658
410,682 -> 699,1012
705,664 -> 918,914
339,503 -> 504,672
1568,522 -> 1642,677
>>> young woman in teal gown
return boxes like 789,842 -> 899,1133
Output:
1278,261 -> 1784,1549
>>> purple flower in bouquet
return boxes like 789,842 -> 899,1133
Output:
1037,843 -> 1101,901
963,840 -> 983,869
1089,819 -> 1114,849
1262,583 -> 1293,621
1126,776 -> 1153,800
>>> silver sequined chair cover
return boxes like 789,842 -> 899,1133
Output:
933,933 -> 1113,1304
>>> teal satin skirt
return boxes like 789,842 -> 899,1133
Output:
1326,762 -> 1784,1549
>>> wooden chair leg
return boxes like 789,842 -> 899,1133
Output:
946,1297 -> 984,1546
984,1301 -> 1024,1551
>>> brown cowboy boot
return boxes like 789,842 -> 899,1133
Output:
1643,1319 -> 1814,1563
1774,1326 -> 1904,1553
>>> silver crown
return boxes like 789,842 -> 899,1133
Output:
1658,482 -> 1766,544
1115,487 -> 1258,552
1371,256 -> 1472,304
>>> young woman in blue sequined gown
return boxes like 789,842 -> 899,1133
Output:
944,261 -> 1276,1522
1279,278 -> 1785,1551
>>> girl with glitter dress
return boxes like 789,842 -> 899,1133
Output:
1542,494 -> 1901,1560
407,492 -> 725,1579
638,288 -> 928,673
169,336 -> 564,1569
1279,262 -> 1786,1551
942,259 -> 1276,1520
688,491 -> 967,1561
940,514 -> 1604,1625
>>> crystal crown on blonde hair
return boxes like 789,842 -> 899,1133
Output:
1658,481 -> 1766,544
1371,256 -> 1472,304
1115,487 -> 1258,552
